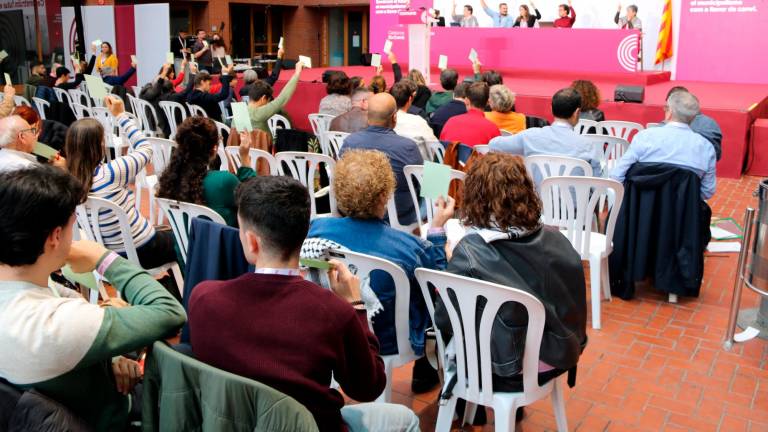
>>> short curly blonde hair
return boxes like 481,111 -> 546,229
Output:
489,84 -> 515,113
334,150 -> 396,219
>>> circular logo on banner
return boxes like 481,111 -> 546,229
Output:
617,35 -> 639,72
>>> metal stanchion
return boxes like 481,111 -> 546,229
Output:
724,208 -> 755,351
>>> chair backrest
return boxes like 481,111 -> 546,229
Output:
241,95 -> 250,103
13,96 -> 31,107
70,102 -> 93,120
524,154 -> 593,191
159,101 -> 188,138
540,176 -> 624,258
126,94 -> 142,128
75,197 -> 141,265
267,114 -> 290,139
213,121 -> 230,145
646,122 -> 661,129
68,89 -> 91,108
224,146 -> 279,175
582,134 -> 630,174
146,137 -> 177,177
307,113 -> 335,137
32,97 -> 50,120
414,268 -> 549,405
322,131 -> 348,160
187,103 -> 208,118
275,151 -> 337,219
91,107 -> 117,156
429,141 -> 445,163
386,196 -> 419,234
326,249 -> 417,366
53,87 -> 70,104
404,164 -> 466,227
473,144 -> 490,155
597,120 -> 644,142
134,97 -> 161,136
575,118 -> 598,135
155,198 -> 226,264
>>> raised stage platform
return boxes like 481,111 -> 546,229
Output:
271,66 -> 768,179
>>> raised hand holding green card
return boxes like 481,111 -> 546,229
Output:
420,161 -> 451,200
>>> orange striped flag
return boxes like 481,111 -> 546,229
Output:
655,0 -> 673,64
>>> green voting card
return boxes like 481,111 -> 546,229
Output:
61,265 -> 99,292
420,161 -> 451,200
84,75 -> 107,100
3,73 -> 10,85
300,258 -> 332,270
231,102 -> 252,131
166,52 -> 174,64
33,142 -> 58,160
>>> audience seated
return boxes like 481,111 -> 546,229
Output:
189,175 -> 420,432
140,63 -> 196,137
665,86 -> 722,161
570,80 -> 604,122
426,68 -> 459,114
238,48 -> 285,100
430,82 -> 468,137
341,93 -> 424,226
65,97 -> 178,271
54,65 -> 85,91
612,91 -> 717,200
307,150 -> 453,392
157,117 -> 255,227
0,165 -> 186,431
485,84 -> 526,134
319,71 -> 352,116
406,69 -> 432,109
391,80 -> 439,160
0,115 -> 65,171
434,153 -> 587,392
480,70 -> 503,86
187,65 -> 234,121
489,87 -> 602,177
12,105 -> 68,155
26,61 -> 50,87
246,61 -> 303,134
329,87 -> 371,133
439,81 -> 500,146
369,75 -> 388,94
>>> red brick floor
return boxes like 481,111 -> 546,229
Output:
387,175 -> 768,432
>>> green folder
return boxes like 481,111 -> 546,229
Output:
231,102 -> 252,131
420,161 -> 451,200
33,142 -> 58,160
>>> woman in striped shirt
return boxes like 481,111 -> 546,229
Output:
65,96 -> 177,270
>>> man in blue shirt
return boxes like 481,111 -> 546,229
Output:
665,86 -> 723,161
489,88 -> 602,181
612,91 -> 717,200
480,0 -> 514,27
341,93 -> 424,225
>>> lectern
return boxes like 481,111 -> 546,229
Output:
399,8 -> 432,85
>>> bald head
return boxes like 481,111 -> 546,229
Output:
0,116 -> 31,151
367,92 -> 398,128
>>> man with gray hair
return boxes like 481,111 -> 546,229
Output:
0,115 -> 38,172
329,87 -> 371,133
615,4 -> 641,30
612,91 -> 716,200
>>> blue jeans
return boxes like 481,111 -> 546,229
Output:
341,403 -> 420,432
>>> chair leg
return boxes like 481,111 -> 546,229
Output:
375,358 -> 394,403
589,256 -> 602,329
435,397 -> 458,432
493,398 -> 517,432
601,256 -> 612,302
170,263 -> 185,298
551,377 -> 569,432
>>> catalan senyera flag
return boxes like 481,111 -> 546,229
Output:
655,0 -> 673,64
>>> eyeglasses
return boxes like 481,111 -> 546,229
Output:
19,127 -> 38,136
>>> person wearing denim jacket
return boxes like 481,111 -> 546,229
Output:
307,150 -> 454,392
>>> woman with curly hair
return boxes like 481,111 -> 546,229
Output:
434,153 -> 587,401
571,79 -> 605,122
156,116 -> 255,227
306,149 -> 453,393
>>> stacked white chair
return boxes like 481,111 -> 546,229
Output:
155,198 -> 226,265
158,101 -> 187,140
276,151 -> 337,219
326,249 -> 419,403
539,176 -> 624,329
414,268 -> 569,432
224,146 -> 278,175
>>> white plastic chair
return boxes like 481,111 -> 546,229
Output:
540,176 -> 624,329
158,101 -> 187,140
134,137 -> 177,225
68,89 -> 92,108
131,85 -> 140,97
75,197 -> 184,292
322,131 -> 348,160
224,146 -> 279,175
132,97 -> 161,137
218,101 -> 232,123
582,134 -> 630,176
404,164 -> 466,228
414,268 -> 569,432
276,151 -> 337,219
326,249 -> 419,403
597,120 -> 644,142
213,120 -> 230,143
32,97 -> 50,120
429,142 -> 446,163
308,113 -> 335,156
386,196 -> 419,234
70,103 -> 93,120
91,107 -> 127,162
53,87 -> 72,105
241,95 -> 250,103
187,103 -> 208,118
267,114 -> 290,139
156,198 -> 226,265
575,118 -> 598,135
13,96 -> 31,107
474,144 -> 490,155
524,154 -> 593,192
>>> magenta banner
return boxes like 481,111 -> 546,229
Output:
676,1 -> 768,84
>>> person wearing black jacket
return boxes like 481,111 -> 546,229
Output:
54,65 -> 85,91
387,52 -> 429,120
187,64 -> 234,121
513,2 -> 542,27
238,48 -> 284,99
140,63 -> 196,137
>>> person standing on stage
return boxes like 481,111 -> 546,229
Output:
554,1 -> 576,28
615,4 -> 642,30
513,1 -> 541,28
192,29 -> 213,72
480,0 -> 514,28
451,2 -> 479,27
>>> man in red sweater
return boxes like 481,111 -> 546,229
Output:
440,81 -> 501,147
188,176 -> 419,432
554,1 -> 576,28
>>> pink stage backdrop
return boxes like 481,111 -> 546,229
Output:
676,1 -> 768,84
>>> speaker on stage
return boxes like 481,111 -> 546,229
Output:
615,85 -> 645,103
360,53 -> 373,66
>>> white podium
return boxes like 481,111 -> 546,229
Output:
399,9 -> 432,85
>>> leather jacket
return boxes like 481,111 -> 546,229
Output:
435,226 -> 588,377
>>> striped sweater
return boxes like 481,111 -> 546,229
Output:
91,113 -> 154,252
